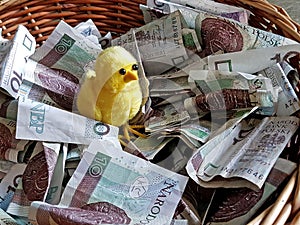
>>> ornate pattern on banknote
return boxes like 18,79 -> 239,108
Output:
34,201 -> 131,225
84,119 -> 111,139
0,123 -> 13,160
22,147 -> 57,201
200,18 -> 243,57
194,89 -> 252,112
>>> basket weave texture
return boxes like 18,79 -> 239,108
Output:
0,0 -> 300,224
0,0 -> 146,45
0,0 -> 300,46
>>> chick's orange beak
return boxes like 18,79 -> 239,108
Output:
124,70 -> 138,83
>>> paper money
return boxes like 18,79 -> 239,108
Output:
159,0 -> 250,23
28,20 -> 101,79
66,143 -> 87,162
153,120 -> 212,146
203,157 -> 296,225
0,11 -> 298,225
17,20 -> 102,111
186,108 -> 258,186
8,215 -> 31,225
134,11 -> 189,75
0,92 -> 17,120
74,19 -> 102,45
132,136 -> 192,172
45,143 -> 67,205
142,0 -> 249,29
151,90 -> 193,98
281,61 -> 300,105
138,130 -> 200,161
99,32 -> 113,49
207,44 -> 300,73
0,163 -> 26,211
16,98 -> 119,145
152,1 -> 198,30
26,143 -> 61,197
170,220 -> 188,225
0,32 -> 11,70
173,123 -> 211,143
0,116 -> 32,162
149,73 -> 190,94
133,134 -> 175,160
74,19 -> 112,48
187,116 -> 299,189
185,70 -> 275,117
7,142 -> 61,218
18,65 -> 80,111
65,161 -> 80,179
0,208 -> 18,224
145,100 -> 190,132
152,95 -> 188,109
0,159 -> 15,175
141,1 -> 198,28
176,54 -> 208,74
146,53 -> 207,87
182,28 -> 201,53
29,139 -> 188,225
179,176 -> 215,224
195,13 -> 298,58
161,133 -> 202,150
258,63 -> 300,116
0,25 -> 36,97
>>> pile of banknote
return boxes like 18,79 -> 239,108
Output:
0,0 -> 299,224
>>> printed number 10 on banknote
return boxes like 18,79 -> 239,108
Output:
0,25 -> 36,97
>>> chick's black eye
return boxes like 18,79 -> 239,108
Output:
119,68 -> 126,75
132,64 -> 139,70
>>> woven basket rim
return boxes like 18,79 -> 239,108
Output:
215,0 -> 300,42
1,0 -> 300,45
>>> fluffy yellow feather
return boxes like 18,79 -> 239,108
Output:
76,46 -> 142,127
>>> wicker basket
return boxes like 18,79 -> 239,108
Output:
0,0 -> 300,224
0,0 -> 300,46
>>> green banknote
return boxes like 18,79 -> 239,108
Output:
29,139 -> 188,225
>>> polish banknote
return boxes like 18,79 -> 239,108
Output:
0,25 -> 36,98
0,208 -> 18,224
207,44 -> 300,73
0,29 -> 11,71
6,142 -> 61,218
184,70 -> 276,118
29,139 -> 188,225
0,116 -> 32,162
0,163 -> 26,211
0,91 -> 17,120
195,13 -> 298,58
133,11 -> 189,76
158,0 -> 249,23
18,20 -> 102,111
141,0 -> 249,28
203,157 -> 296,225
16,98 -> 119,145
186,115 -> 299,189
257,62 -> 300,116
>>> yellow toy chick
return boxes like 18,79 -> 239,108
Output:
76,46 -> 142,127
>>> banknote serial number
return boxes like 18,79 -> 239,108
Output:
220,166 -> 264,180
